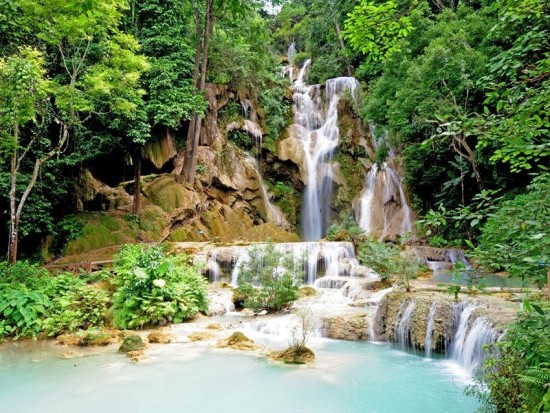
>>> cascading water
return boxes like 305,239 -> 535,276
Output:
450,303 -> 498,375
357,161 -> 414,239
394,300 -> 416,349
425,302 -> 438,357
200,242 -> 373,286
287,41 -> 296,64
292,59 -> 359,240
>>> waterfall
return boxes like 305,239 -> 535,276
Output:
450,303 -> 498,375
394,300 -> 416,349
287,41 -> 296,64
292,59 -> 359,240
359,165 -> 377,234
209,241 -> 374,286
425,302 -> 438,357
356,161 -> 414,239
207,251 -> 220,282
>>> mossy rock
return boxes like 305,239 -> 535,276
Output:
147,331 -> 174,344
216,332 -> 257,350
119,334 -> 145,353
65,213 -> 137,255
143,175 -> 200,213
270,345 -> 315,364
299,286 -> 320,298
78,330 -> 117,346
138,205 -> 167,240
188,332 -> 216,342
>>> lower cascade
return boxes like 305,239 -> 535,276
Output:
197,241 -> 378,286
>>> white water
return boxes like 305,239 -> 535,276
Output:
288,41 -> 296,64
357,161 -> 414,238
358,164 -> 377,234
225,241 -> 375,286
450,303 -> 498,376
394,300 -> 416,349
292,60 -> 359,240
425,302 -> 438,357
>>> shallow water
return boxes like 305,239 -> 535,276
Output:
0,339 -> 478,413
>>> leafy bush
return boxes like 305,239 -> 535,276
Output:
111,245 -> 208,329
358,237 -> 420,289
236,243 -> 302,312
43,274 -> 110,336
259,86 -> 291,149
0,260 -> 50,289
468,300 -> 550,412
0,287 -> 52,339
476,173 -> 549,285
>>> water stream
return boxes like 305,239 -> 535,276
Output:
292,60 -> 359,240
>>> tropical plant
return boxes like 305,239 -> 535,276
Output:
236,243 -> 302,312
111,244 -> 208,329
0,286 -> 52,339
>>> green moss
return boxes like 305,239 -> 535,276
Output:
144,175 -> 197,213
65,213 -> 137,255
99,214 -> 120,231
334,151 -> 364,208
169,227 -> 190,242
119,334 -> 144,353
138,205 -> 166,240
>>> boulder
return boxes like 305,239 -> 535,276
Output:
270,345 -> 315,364
216,332 -> 257,351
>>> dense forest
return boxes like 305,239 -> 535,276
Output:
1,0 -> 549,411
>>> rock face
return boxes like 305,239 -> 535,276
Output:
373,291 -> 517,353
270,345 -> 315,364
322,313 -> 368,341
216,332 -> 258,351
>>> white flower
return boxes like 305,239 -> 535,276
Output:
134,268 -> 148,279
153,278 -> 166,288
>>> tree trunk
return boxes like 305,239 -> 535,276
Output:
8,124 -> 19,264
333,18 -> 353,77
183,3 -> 205,182
132,146 -> 142,215
183,0 -> 214,184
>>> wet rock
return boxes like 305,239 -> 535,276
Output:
323,313 -> 368,341
205,323 -> 223,330
127,350 -> 145,363
188,332 -> 216,342
119,334 -> 145,353
216,332 -> 257,351
147,331 -> 174,344
270,345 -> 315,364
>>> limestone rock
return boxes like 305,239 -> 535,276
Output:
216,332 -> 257,351
188,332 -> 216,342
119,334 -> 145,353
323,313 -> 368,341
147,331 -> 174,344
270,345 -> 315,364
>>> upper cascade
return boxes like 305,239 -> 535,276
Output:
355,161 -> 414,240
291,59 -> 360,241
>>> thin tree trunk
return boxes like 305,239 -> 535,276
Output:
333,18 -> 353,77
132,146 -> 142,215
8,124 -> 19,264
183,4 -> 205,181
184,0 -> 214,184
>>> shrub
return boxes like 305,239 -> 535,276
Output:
43,275 -> 110,336
236,243 -> 302,312
0,287 -> 52,339
468,300 -> 550,412
111,245 -> 208,329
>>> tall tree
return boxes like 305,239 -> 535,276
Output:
0,48 -> 50,263
182,0 -> 254,183
1,0 -> 148,263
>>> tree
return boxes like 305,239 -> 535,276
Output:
1,0 -> 149,262
181,0 -> 254,183
0,47 -> 50,263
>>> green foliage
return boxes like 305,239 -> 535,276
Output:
236,243 -> 302,312
111,244 -> 208,329
43,274 -> 109,336
259,85 -> 291,147
475,173 -> 549,285
343,0 -> 414,64
119,333 -> 144,353
469,300 -> 550,412
0,286 -> 52,339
